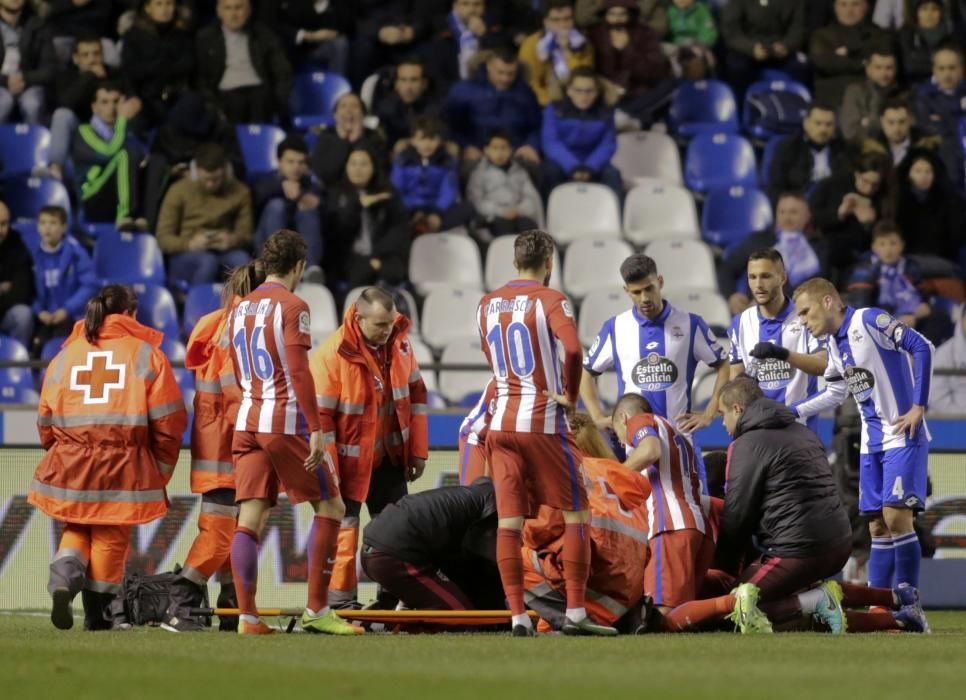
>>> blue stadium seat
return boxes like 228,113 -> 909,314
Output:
135,283 -> 180,341
290,71 -> 351,130
669,80 -> 739,138
15,220 -> 40,250
701,186 -> 774,249
4,177 -> 71,223
235,124 -> 286,180
0,335 -> 33,395
684,132 -> 758,194
0,124 -> 50,177
183,283 -> 223,338
93,230 -> 166,285
742,79 -> 811,140
40,337 -> 63,362
81,222 -> 116,242
759,135 -> 785,187
0,385 -> 39,405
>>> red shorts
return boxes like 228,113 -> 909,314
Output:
486,430 -> 589,517
458,435 -> 488,486
644,528 -> 715,608
232,431 -> 339,506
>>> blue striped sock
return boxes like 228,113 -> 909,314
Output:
869,536 -> 895,588
893,532 -> 922,588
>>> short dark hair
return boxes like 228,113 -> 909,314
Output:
613,392 -> 652,418
853,150 -> 889,176
748,248 -> 786,268
276,134 -> 308,160
411,115 -> 445,140
568,66 -> 598,84
872,220 -> 902,241
38,205 -> 68,224
878,96 -> 910,116
260,229 -> 307,276
334,92 -> 366,115
541,0 -> 573,17
359,286 -> 395,312
485,128 -> 512,147
865,46 -> 896,62
395,57 -> 426,76
92,79 -> 122,102
74,33 -> 103,49
806,102 -> 837,118
719,376 -> 764,410
513,230 -> 555,271
619,254 -> 658,284
487,46 -> 518,65
196,143 -> 229,171
776,190 -> 809,206
932,43 -> 964,64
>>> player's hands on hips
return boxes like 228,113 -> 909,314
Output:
304,430 -> 326,472
407,457 -> 426,482
676,411 -> 712,434
749,341 -> 790,361
893,404 -> 925,440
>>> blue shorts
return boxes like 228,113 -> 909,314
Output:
859,442 -> 928,515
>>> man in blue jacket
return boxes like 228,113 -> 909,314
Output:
913,45 -> 966,188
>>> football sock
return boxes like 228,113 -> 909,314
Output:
307,515 -> 340,614
840,582 -> 897,609
844,610 -> 900,633
892,531 -> 922,588
562,523 -> 590,612
231,527 -> 259,616
239,614 -> 260,625
496,528 -> 526,615
868,536 -> 895,588
662,595 -> 736,632
511,613 -> 532,629
796,588 -> 825,616
566,608 -> 587,622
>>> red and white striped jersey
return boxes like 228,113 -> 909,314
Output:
230,283 -> 312,435
477,280 -> 583,434
627,413 -> 707,537
459,377 -> 496,447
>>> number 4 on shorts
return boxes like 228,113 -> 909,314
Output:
891,476 -> 904,500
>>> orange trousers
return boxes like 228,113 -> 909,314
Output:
56,523 -> 131,594
182,493 -> 237,585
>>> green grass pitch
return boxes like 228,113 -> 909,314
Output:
2,612 -> 966,699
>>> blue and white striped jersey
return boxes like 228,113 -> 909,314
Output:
584,301 -> 727,419
728,302 -> 824,431
793,307 -> 934,453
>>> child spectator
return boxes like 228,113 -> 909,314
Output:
467,130 -> 543,235
541,67 -> 621,196
667,0 -> 718,79
390,116 -> 475,235
253,134 -> 324,282
29,206 -> 98,355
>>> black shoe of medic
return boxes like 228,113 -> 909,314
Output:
160,607 -> 206,633
512,624 -> 535,637
562,616 -> 618,636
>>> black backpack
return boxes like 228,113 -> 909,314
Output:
111,566 -> 210,626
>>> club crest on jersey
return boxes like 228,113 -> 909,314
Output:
632,353 -> 678,391
561,300 -> 574,318
671,326 -> 684,340
844,366 -> 875,402
298,311 -> 311,335
754,358 -> 794,390
399,339 -> 410,355
851,328 -> 864,344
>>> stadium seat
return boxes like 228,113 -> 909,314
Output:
134,284 -> 180,340
0,335 -> 33,394
80,222 -> 116,242
646,239 -> 718,293
408,334 -> 438,391
664,288 -> 732,331
235,124 -> 286,180
0,123 -> 50,177
160,336 -> 190,388
623,180 -> 700,246
701,186 -> 773,249
409,232 -> 485,296
4,177 -> 71,223
484,234 -> 562,292
742,79 -> 811,140
546,182 -> 622,245
759,135 -> 784,187
596,371 -> 619,409
420,286 -> 482,351
438,337 -> 491,406
40,338 -> 63,362
343,286 -> 421,336
295,282 -> 339,344
684,132 -> 757,195
93,230 -> 165,285
691,367 -> 718,412
669,80 -> 739,138
0,385 -> 39,405
577,286 -> 628,348
562,238 -> 632,300
611,130 -> 683,187
360,72 -> 382,111
15,220 -> 40,250
183,283 -> 224,338
290,71 -> 352,130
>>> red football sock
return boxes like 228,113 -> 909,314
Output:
307,515 -> 341,612
840,582 -> 895,609
496,528 -> 525,615
845,610 -> 901,633
562,523 -> 591,610
663,594 -> 737,632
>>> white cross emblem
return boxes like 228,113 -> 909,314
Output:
70,351 -> 126,405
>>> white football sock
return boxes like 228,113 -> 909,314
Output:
512,613 -> 532,629
566,607 -> 587,622
240,614 -> 260,625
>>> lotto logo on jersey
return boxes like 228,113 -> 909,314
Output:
845,366 -> 875,402
755,358 -> 794,391
631,353 -> 678,391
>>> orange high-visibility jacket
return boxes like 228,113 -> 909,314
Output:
185,308 -> 240,493
29,314 -> 188,525
522,457 -> 651,624
309,305 -> 429,502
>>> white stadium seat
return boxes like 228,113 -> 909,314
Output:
691,367 -> 718,412
420,286 -> 483,350
438,337 -> 492,405
577,286 -> 628,348
562,237 -> 632,300
623,180 -> 700,246
611,130 -> 684,187
342,286 -> 421,337
407,335 -> 442,399
645,239 -> 718,293
408,232 -> 484,296
295,282 -> 339,345
484,234 -> 562,292
665,288 -> 732,330
596,371 -> 620,409
546,182 -> 622,245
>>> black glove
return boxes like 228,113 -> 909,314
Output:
749,342 -> 790,361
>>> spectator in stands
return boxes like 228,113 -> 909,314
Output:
809,150 -> 892,278
120,0 -> 196,128
390,116 -> 475,235
721,0 -> 807,100
840,47 -> 899,143
0,200 -> 34,349
899,0 -> 955,84
374,58 -> 442,154
309,92 -> 388,186
72,81 -> 145,228
467,129 -> 542,236
45,0 -> 115,44
519,0 -> 594,106
914,44 -> 966,188
718,192 -> 825,314
589,0 -> 673,128
350,1 -> 425,87
444,47 -> 542,167
253,134 -> 324,281
667,0 -> 718,79
258,0 -> 352,76
541,67 -> 620,197
325,146 -> 409,289
425,0 -> 514,89
156,143 -> 253,288
930,304 -> 966,414
29,206 -> 98,355
195,0 -> 293,123
863,97 -> 934,165
0,0 -> 55,124
810,0 -> 893,106
766,103 -> 850,202
575,0 -> 668,37
895,147 -> 964,260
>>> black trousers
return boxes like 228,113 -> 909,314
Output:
344,460 -> 408,521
